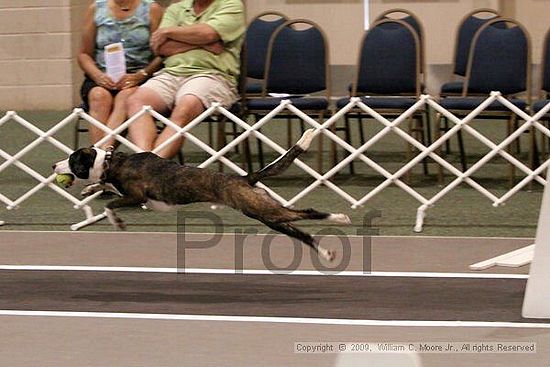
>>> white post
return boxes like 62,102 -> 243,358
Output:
522,165 -> 550,318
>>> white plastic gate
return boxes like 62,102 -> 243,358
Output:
0,92 -> 549,231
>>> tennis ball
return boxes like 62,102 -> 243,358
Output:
55,174 -> 74,188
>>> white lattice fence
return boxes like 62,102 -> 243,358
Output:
0,93 -> 549,231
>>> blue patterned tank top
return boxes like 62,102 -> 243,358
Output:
94,0 -> 153,72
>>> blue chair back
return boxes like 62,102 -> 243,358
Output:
264,19 -> 329,95
377,13 -> 422,42
465,18 -> 530,96
375,9 -> 424,73
454,9 -> 500,76
245,12 -> 288,80
353,19 -> 420,96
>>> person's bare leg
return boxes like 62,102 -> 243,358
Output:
87,87 -> 113,145
153,94 -> 204,159
99,87 -> 138,149
126,87 -> 168,152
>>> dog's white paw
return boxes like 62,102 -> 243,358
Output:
296,129 -> 315,151
328,213 -> 352,225
105,208 -> 126,231
81,183 -> 101,197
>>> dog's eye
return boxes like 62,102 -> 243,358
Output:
68,149 -> 97,179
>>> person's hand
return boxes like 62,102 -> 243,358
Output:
202,41 -> 225,55
93,72 -> 117,90
117,72 -> 146,90
150,27 -> 173,54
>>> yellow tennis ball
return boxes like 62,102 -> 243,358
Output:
55,174 -> 74,188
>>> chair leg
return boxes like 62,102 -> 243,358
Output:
231,121 -> 240,154
540,120 -> 547,160
241,128 -> 253,173
253,114 -> 265,169
435,112 -> 444,185
344,116 -> 355,175
318,113 -> 325,173
457,130 -> 467,173
507,116 -> 516,188
529,123 -> 538,191
416,115 -> 429,176
287,118 -> 292,149
358,116 -> 366,146
208,121 -> 213,147
177,150 -> 185,164
257,125 -> 265,169
330,123 -> 337,169
531,123 -> 540,168
425,106 -> 433,147
515,118 -> 521,155
444,118 -> 451,154
217,120 -> 226,173
74,119 -> 80,149
404,117 -> 413,183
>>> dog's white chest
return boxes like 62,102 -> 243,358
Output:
144,199 -> 179,212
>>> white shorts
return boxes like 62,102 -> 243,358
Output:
140,71 -> 238,110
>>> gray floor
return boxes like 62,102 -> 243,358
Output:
0,231 -> 548,367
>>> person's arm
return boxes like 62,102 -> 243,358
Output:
77,2 -> 116,90
156,39 -> 198,57
151,23 -> 220,49
156,39 -> 224,57
119,3 -> 165,89
151,1 -> 244,52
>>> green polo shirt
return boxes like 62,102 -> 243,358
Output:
160,0 -> 245,86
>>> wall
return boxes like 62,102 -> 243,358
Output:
0,0 -> 549,109
247,0 -> 549,94
244,0 -> 364,66
0,0 -> 83,110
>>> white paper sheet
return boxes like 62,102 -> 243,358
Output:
104,42 -> 126,83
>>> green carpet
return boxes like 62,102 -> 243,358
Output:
0,110 -> 543,237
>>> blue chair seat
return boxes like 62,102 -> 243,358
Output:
247,96 -> 329,111
533,99 -> 550,113
440,81 -> 464,95
337,96 -> 418,110
439,97 -> 527,111
245,83 -> 263,95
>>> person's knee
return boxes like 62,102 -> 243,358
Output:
88,87 -> 113,110
114,88 -> 136,107
171,95 -> 204,123
126,88 -> 147,113
126,87 -> 166,116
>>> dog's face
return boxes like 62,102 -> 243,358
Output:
53,147 -> 107,187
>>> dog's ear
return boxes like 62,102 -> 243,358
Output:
69,148 -> 97,179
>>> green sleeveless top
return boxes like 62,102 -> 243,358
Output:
94,0 -> 154,72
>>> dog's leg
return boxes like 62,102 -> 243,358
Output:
262,221 -> 335,262
81,183 -> 122,197
247,129 -> 315,185
81,183 -> 106,197
239,188 -> 351,225
104,197 -> 143,230
286,208 -> 352,225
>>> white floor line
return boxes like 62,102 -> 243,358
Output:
0,229 -> 535,241
0,265 -> 528,279
0,310 -> 548,328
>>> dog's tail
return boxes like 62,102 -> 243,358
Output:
246,129 -> 315,185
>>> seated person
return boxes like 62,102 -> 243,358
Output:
78,0 -> 164,146
126,0 -> 245,159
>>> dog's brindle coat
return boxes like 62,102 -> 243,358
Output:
54,130 -> 350,261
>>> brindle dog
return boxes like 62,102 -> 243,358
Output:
53,130 -> 351,261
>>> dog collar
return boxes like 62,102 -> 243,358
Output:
99,146 -> 115,184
